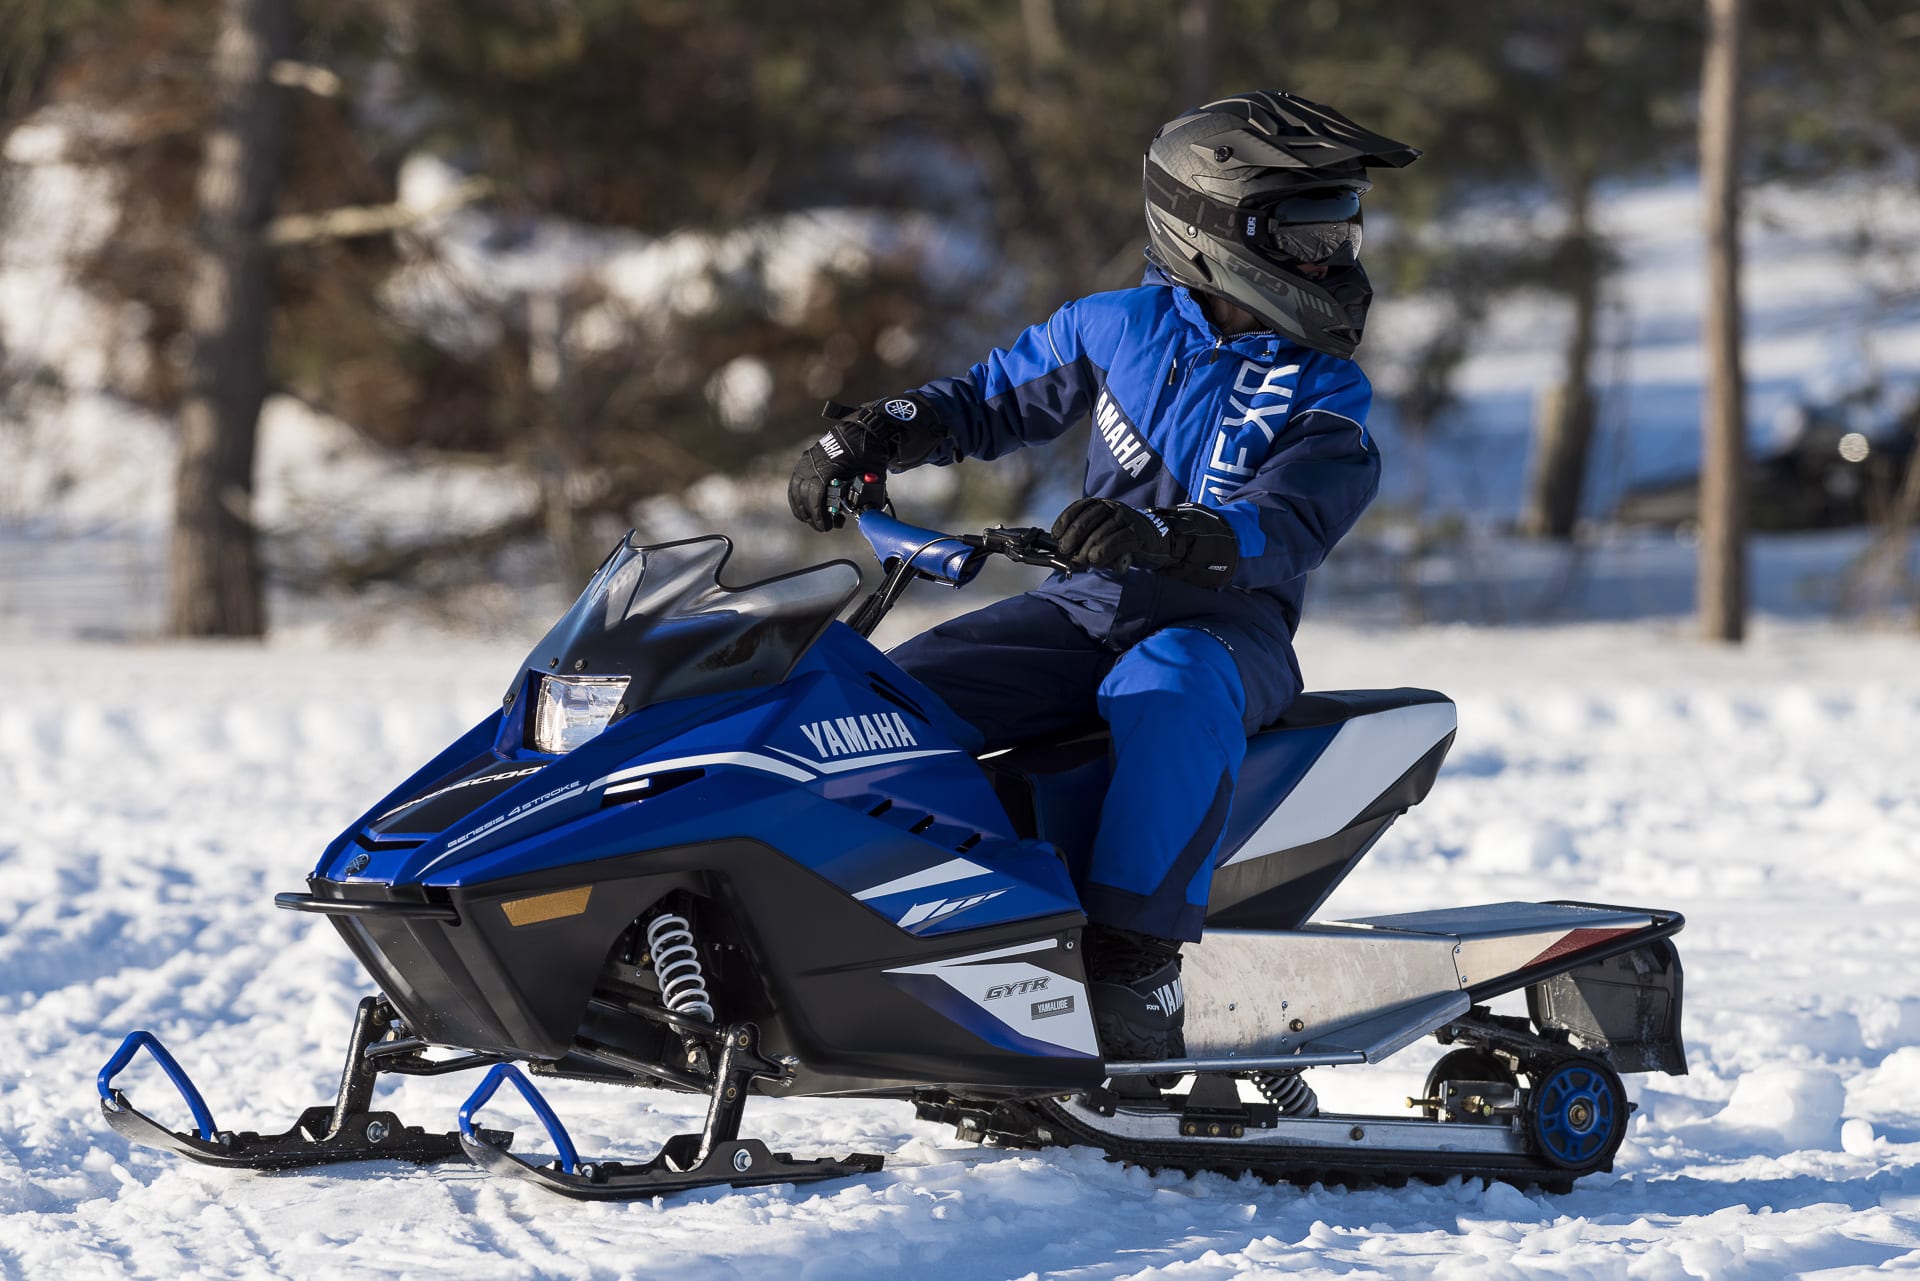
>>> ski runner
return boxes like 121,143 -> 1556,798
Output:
787,91 -> 1419,1069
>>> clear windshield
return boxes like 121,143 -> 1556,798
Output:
515,535 -> 862,712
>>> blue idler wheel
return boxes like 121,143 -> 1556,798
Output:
1526,1057 -> 1627,1174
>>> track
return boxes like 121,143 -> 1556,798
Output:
921,1075 -> 1589,1195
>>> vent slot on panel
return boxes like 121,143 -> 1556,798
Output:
866,673 -> 930,724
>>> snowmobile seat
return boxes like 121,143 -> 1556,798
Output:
976,687 -> 1457,931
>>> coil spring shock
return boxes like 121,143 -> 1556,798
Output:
644,912 -> 714,1023
1252,1069 -> 1318,1118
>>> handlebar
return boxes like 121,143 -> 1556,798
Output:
846,511 -> 1073,637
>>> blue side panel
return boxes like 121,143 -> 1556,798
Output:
320,685 -> 761,884
791,622 -> 987,752
359,617 -> 1081,936
1215,721 -> 1343,858
414,767 -> 1082,935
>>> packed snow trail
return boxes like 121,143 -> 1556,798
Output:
2,623 -> 1918,1280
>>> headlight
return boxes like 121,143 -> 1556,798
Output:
532,674 -> 630,754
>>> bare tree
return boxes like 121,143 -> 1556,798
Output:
1175,0 -> 1219,112
168,0 -> 293,637
1699,0 -> 1748,642
1519,152 -> 1603,540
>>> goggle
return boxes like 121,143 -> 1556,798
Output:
1144,160 -> 1366,269
1257,189 -> 1364,267
1267,217 -> 1362,266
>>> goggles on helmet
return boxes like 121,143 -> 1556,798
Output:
1144,159 -> 1366,270
1258,188 -> 1364,267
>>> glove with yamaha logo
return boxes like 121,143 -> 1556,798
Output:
787,395 -> 945,532
1050,497 -> 1241,588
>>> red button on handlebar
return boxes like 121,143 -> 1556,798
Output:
862,473 -> 881,483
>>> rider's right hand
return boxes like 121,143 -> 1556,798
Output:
787,396 -> 941,532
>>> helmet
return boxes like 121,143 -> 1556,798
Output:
1143,90 -> 1419,359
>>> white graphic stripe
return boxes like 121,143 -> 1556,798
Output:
770,746 -> 960,774
884,937 -> 1058,973
854,857 -> 992,902
592,751 -> 815,791
418,782 -> 587,872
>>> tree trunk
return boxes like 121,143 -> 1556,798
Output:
1698,0 -> 1748,642
528,289 -> 595,584
1175,0 -> 1218,111
168,0 -> 294,638
1520,160 -> 1602,541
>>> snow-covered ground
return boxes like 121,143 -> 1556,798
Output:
3,620 -> 1917,1279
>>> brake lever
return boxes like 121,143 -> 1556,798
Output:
965,526 -> 1075,573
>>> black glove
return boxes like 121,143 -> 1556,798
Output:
1050,497 -> 1240,588
786,395 -> 942,532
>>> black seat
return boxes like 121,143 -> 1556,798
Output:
1265,687 -> 1453,732
973,687 -> 1452,769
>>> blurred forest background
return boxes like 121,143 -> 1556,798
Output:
1,0 -> 1918,640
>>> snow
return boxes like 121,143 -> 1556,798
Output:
3,94 -> 1920,1280
4,620 -> 1919,1278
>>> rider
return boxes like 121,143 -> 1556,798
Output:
787,91 -> 1418,1065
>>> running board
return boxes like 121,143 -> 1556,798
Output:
1182,901 -> 1682,1068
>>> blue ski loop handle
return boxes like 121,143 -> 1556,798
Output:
460,1063 -> 580,1175
97,1031 -> 219,1142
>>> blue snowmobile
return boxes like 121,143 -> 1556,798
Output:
99,508 -> 1686,1199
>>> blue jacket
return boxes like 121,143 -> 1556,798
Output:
910,276 -> 1380,679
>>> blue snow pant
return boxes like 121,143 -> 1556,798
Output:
889,592 -> 1301,942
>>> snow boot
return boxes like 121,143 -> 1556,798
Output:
1084,925 -> 1185,1092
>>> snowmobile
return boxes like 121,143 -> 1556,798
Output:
98,502 -> 1687,1200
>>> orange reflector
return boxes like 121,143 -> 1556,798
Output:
500,886 -> 593,927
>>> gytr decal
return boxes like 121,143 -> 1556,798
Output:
799,711 -> 919,759
897,889 -> 1006,930
1094,389 -> 1157,480
984,976 -> 1050,1001
1201,359 -> 1300,502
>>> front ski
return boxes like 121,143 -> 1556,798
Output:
456,1023 -> 883,1200
98,996 -> 509,1171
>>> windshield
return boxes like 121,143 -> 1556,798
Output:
515,535 -> 862,713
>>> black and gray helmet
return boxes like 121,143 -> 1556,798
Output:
1143,90 -> 1419,359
